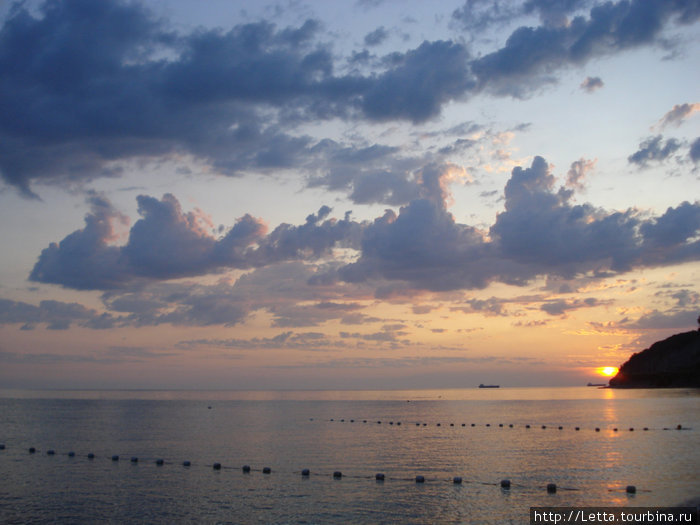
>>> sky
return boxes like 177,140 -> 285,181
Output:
0,0 -> 699,390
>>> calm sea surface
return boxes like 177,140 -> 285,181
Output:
0,387 -> 698,524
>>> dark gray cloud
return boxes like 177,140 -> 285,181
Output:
628,135 -> 682,166
3,0 -> 694,196
0,297 -> 117,329
364,26 -> 388,46
580,76 -> 603,92
470,0 -> 697,96
30,193 -> 361,290
690,137 -> 700,163
340,156 -> 700,292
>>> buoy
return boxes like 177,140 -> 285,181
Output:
626,485 -> 636,494
462,424 -> 466,427
416,423 -> 420,426
485,424 -> 490,427
242,465 -> 251,473
471,423 -> 475,427
629,428 -> 634,431
29,447 -> 36,453
499,424 -> 503,427
263,467 -> 271,474
350,419 -> 354,423
509,424 -> 513,428
453,476 -> 462,484
547,483 -> 557,493
87,453 -> 95,459
542,425 -> 546,429
526,425 -> 530,429
68,451 -> 75,457
340,419 -> 344,422
613,428 -> 618,432
595,427 -> 600,432
301,468 -> 310,476
397,422 -> 401,426
156,459 -> 164,466
330,418 -> 334,421
377,421 -> 381,424
450,423 -> 454,427
0,444 -> 5,450
47,449 -> 55,455
575,427 -> 580,431
643,427 -> 649,431
375,473 -> 385,481
415,475 -> 425,483
183,461 -> 191,467
112,455 -> 119,461
677,424 -> 682,430
500,479 -> 511,489
389,421 -> 393,425
131,457 -> 138,463
212,463 -> 221,470
363,420 -> 367,423
437,423 -> 441,427
333,471 -> 342,479
558,426 -> 563,430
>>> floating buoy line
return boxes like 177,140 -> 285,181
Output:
321,419 -> 691,433
0,442 -> 655,496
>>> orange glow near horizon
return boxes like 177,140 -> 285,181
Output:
596,366 -> 619,377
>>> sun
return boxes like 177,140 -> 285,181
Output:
596,366 -> 619,377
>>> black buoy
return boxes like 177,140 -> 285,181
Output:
462,423 -> 466,427
547,483 -> 557,493
301,468 -> 310,476
613,428 -> 618,432
68,451 -> 75,457
677,424 -> 682,430
340,419 -> 344,422
485,423 -> 490,427
29,447 -> 36,454
629,428 -> 634,431
213,462 -> 221,470
183,461 -> 191,467
156,459 -> 164,466
47,449 -> 55,456
333,471 -> 342,479
500,479 -> 511,489
450,423 -> 454,427
415,475 -> 425,483
375,473 -> 385,481
471,423 -> 475,427
509,424 -> 513,428
499,424 -> 503,427
0,444 -> 5,450
643,427 -> 649,431
131,457 -> 138,463
112,455 -> 119,461
595,427 -> 600,432
575,427 -> 580,431
263,467 -> 271,474
397,422 -> 401,426
242,465 -> 251,473
87,453 -> 95,459
525,425 -> 530,429
437,423 -> 441,427
453,476 -> 463,484
626,485 -> 636,494
416,423 -> 420,426
377,421 -> 381,424
558,426 -> 563,430
542,425 -> 546,429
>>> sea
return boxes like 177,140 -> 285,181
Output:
0,387 -> 698,524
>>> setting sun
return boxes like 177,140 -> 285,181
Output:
596,366 -> 619,377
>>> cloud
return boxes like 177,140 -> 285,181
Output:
0,297 -> 117,330
30,193 -> 360,290
627,135 -> 682,166
690,137 -> 700,163
470,0 -> 697,97
580,76 -> 603,92
2,0 -> 696,196
656,103 -> 700,129
364,26 -> 388,46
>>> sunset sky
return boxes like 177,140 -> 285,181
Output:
0,0 -> 698,390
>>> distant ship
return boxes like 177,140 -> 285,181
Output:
478,384 -> 500,388
587,382 -> 607,387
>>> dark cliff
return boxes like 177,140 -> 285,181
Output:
609,330 -> 700,388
